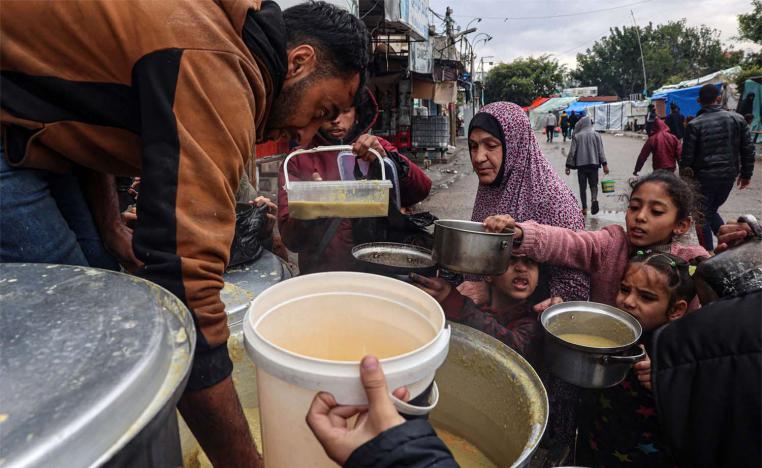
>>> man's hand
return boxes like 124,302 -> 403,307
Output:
102,221 -> 143,273
457,281 -> 490,306
737,177 -> 751,190
565,168 -> 571,176
680,167 -> 695,179
352,134 -> 387,162
250,196 -> 277,235
409,273 -> 452,303
715,222 -> 753,253
603,164 -> 610,175
633,172 -> 639,177
532,296 -> 563,315
307,356 -> 406,466
633,345 -> 652,391
483,214 -> 521,237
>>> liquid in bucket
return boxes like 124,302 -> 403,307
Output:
256,293 -> 436,361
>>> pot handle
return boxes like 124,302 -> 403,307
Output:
389,381 -> 439,416
602,347 -> 646,365
283,145 -> 385,189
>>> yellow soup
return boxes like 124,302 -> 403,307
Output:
289,200 -> 387,219
557,333 -> 622,348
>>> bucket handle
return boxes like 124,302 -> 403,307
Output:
389,381 -> 439,416
283,145 -> 386,189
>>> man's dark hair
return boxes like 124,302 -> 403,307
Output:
283,1 -> 369,81
670,102 -> 678,110
698,84 -> 720,105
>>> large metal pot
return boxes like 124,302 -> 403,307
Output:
0,263 -> 195,468
540,301 -> 645,389
432,220 -> 514,275
430,323 -> 548,467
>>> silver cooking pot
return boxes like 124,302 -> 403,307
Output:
540,301 -> 645,388
432,219 -> 514,275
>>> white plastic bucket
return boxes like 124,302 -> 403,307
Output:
243,272 -> 450,467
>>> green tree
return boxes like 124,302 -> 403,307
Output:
571,20 -> 739,97
738,0 -> 762,66
484,55 -> 565,106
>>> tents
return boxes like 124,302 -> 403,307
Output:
652,66 -> 741,94
740,79 -> 762,140
564,100 -> 604,116
529,97 -> 578,129
651,83 -> 723,118
522,97 -> 549,111
589,100 -> 649,131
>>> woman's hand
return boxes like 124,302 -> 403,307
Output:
306,356 -> 407,466
457,281 -> 489,306
352,134 -> 387,162
483,215 -> 521,239
409,273 -> 452,303
532,296 -> 563,315
633,345 -> 652,391
250,196 -> 277,235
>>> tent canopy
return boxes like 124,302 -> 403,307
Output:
740,79 -> 762,134
564,101 -> 604,115
529,97 -> 578,129
651,83 -> 722,117
522,97 -> 549,111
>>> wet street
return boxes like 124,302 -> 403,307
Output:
418,133 -> 762,235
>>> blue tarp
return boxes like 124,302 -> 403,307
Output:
563,101 -> 604,115
651,83 -> 722,117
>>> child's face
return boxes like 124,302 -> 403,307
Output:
616,263 -> 683,331
492,257 -> 539,301
626,182 -> 690,247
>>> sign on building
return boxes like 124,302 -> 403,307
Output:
409,36 -> 432,74
562,86 -> 598,97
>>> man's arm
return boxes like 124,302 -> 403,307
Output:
634,140 -> 652,174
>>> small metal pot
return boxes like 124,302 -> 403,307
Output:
352,242 -> 437,277
540,301 -> 645,389
432,220 -> 513,275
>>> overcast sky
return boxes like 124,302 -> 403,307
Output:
428,0 -> 760,71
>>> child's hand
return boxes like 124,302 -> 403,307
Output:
634,345 -> 652,391
532,296 -> 563,315
483,215 -> 521,238
409,273 -> 452,303
457,281 -> 489,306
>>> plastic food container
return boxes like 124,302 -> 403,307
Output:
284,145 -> 392,220
601,179 -> 616,193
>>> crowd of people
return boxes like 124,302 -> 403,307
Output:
1,1 -> 760,467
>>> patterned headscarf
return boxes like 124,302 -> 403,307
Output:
470,102 -> 584,231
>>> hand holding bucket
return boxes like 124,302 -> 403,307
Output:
307,355 -> 408,465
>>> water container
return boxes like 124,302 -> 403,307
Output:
243,272 -> 450,467
284,145 -> 392,220
601,179 -> 616,193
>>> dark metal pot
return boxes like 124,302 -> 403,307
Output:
540,301 -> 645,389
432,220 -> 514,275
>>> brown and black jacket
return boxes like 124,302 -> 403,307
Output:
1,0 -> 287,389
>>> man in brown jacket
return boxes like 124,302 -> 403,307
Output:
0,1 -> 368,466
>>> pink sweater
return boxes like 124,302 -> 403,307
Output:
514,221 -> 709,306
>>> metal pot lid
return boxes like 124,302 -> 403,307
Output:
352,242 -> 436,270
540,301 -> 641,352
223,250 -> 292,332
0,263 -> 195,468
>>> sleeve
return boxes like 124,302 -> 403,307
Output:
546,265 -> 590,301
675,137 -> 683,161
132,50 -> 256,390
597,134 -> 607,166
634,140 -> 652,173
739,119 -> 756,180
514,221 -> 617,274
379,138 -> 432,207
440,289 -> 539,356
566,138 -> 577,168
680,122 -> 697,171
345,419 -> 457,468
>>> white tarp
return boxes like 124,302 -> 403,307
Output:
590,101 -> 649,131
652,66 -> 742,94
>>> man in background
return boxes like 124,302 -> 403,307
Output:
666,102 -> 685,140
544,111 -> 557,143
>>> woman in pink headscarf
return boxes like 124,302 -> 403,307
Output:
462,102 -> 589,463
461,101 -> 589,302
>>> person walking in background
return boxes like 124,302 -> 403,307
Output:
666,102 -> 685,140
681,84 -> 756,251
566,116 -> 609,215
568,111 -> 580,138
559,110 -> 570,142
633,117 -> 682,176
645,103 -> 657,134
544,111 -> 557,143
